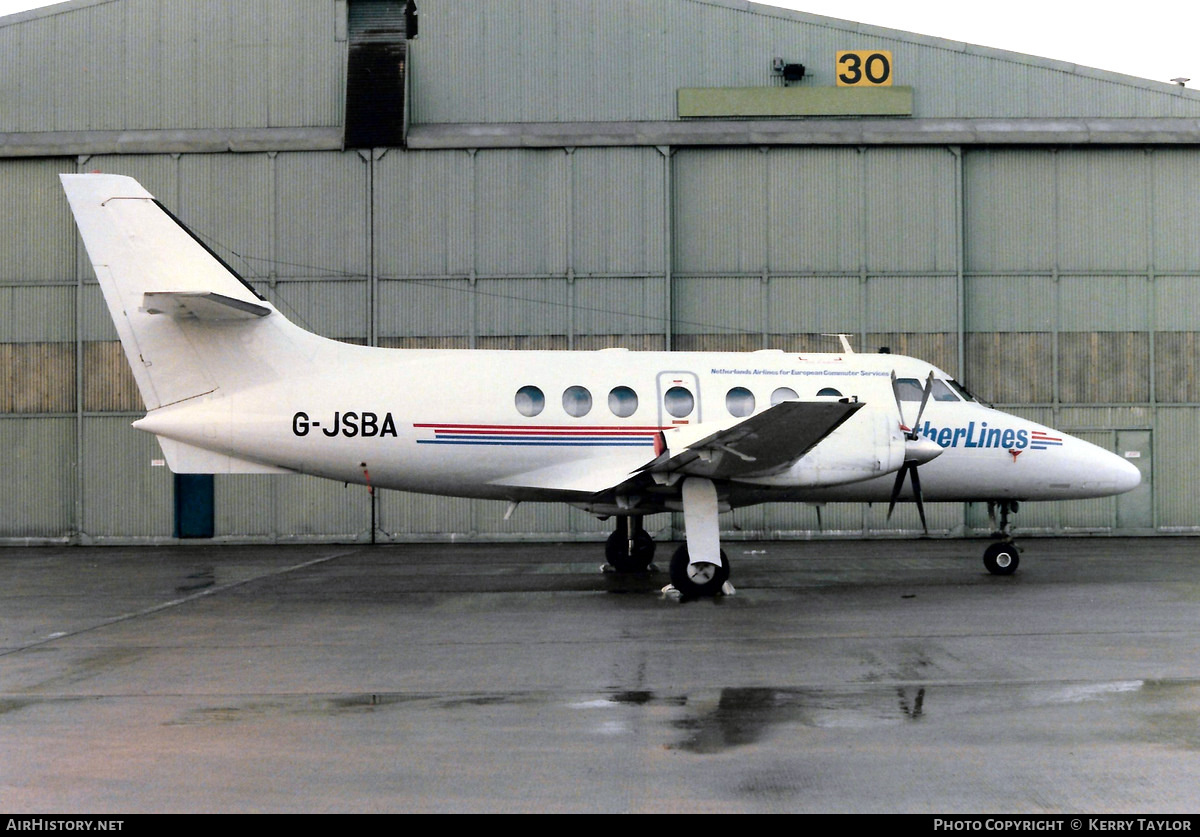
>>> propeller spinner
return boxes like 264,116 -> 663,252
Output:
888,370 -> 944,533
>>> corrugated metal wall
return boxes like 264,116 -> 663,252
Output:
0,0 -> 345,135
4,143 -> 1198,542
3,0 -> 1199,543
408,0 -> 1200,124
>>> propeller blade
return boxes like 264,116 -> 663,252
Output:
890,370 -> 907,431
911,371 -> 935,438
910,461 -> 929,534
887,463 -> 909,521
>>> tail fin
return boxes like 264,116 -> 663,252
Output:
61,174 -> 274,410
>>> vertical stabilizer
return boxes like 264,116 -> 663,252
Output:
61,174 -> 272,410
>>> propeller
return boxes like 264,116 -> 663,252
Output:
888,370 -> 945,533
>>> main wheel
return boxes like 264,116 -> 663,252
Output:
605,528 -> 655,573
983,541 -> 1019,576
669,544 -> 730,597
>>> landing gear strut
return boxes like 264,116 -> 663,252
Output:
604,515 -> 656,573
983,500 -> 1021,575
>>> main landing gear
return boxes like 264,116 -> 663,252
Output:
603,478 -> 733,598
604,515 -> 656,573
983,500 -> 1021,576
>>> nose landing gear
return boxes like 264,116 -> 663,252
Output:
984,500 -> 1022,575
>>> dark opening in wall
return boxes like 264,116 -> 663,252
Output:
345,0 -> 415,148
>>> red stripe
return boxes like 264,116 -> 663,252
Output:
414,423 -> 669,432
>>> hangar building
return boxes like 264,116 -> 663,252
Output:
2,0 -> 1196,543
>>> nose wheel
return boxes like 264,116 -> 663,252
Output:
983,541 -> 1020,575
983,500 -> 1021,575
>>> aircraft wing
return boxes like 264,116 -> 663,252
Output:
641,399 -> 865,482
490,399 -> 863,499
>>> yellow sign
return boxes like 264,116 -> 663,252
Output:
836,50 -> 893,87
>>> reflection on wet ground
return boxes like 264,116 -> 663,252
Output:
2,539 -> 1199,811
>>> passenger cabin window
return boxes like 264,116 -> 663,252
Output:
725,387 -> 755,417
817,387 -> 842,397
664,386 -> 694,418
515,385 -> 545,417
562,386 -> 592,417
770,387 -> 798,406
608,386 -> 638,418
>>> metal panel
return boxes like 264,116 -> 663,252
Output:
963,332 -> 1053,405
0,0 -> 344,133
671,277 -> 762,336
1058,276 -> 1149,331
1152,151 -> 1200,273
964,276 -> 1054,332
0,342 -> 74,414
571,277 -> 668,340
0,417 -> 74,538
0,286 -> 74,343
766,276 -> 859,334
673,149 -> 767,275
1056,150 -> 1149,273
272,475 -> 371,539
0,160 -> 76,282
964,150 -> 1056,273
767,148 -> 862,273
1153,408 -> 1200,530
273,280 -> 368,340
864,148 -> 956,273
377,278 -> 472,338
474,150 -> 569,277
178,155 -> 275,279
374,149 -> 473,278
275,151 -> 369,280
866,276 -> 957,333
81,416 -> 175,539
1154,332 -> 1200,403
475,278 -> 568,337
1058,332 -> 1150,403
1154,277 -> 1200,332
571,148 -> 665,277
409,0 -> 1200,125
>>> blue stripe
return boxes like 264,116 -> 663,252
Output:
418,439 -> 651,447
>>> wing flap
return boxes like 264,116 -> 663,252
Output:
648,399 -> 864,481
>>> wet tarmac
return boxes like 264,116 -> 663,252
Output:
2,537 -> 1199,813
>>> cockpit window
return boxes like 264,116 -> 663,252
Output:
947,380 -> 979,403
896,378 -> 962,402
930,380 -> 959,401
894,378 -> 925,401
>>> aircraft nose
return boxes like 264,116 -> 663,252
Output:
1111,452 -> 1142,494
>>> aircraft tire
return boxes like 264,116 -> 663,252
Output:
605,529 -> 656,573
669,545 -> 730,597
983,542 -> 1019,576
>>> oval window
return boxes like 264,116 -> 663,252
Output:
770,387 -> 799,406
562,385 -> 593,418
515,385 -> 545,417
817,387 -> 843,397
725,387 -> 755,418
664,386 -> 694,418
608,386 -> 638,418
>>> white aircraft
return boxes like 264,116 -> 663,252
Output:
61,173 -> 1141,596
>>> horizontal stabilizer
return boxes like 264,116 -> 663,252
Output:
142,291 -> 271,321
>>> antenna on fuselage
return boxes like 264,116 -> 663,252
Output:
822,333 -> 855,354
